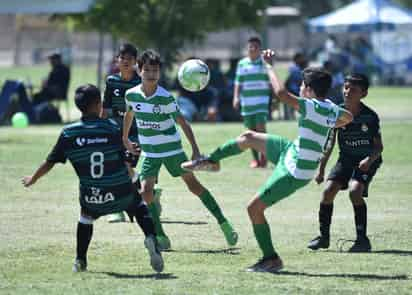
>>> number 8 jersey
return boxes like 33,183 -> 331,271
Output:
46,116 -> 134,215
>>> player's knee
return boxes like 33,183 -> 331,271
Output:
79,214 -> 94,225
349,190 -> 364,205
322,187 -> 336,203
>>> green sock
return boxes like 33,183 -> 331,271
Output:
209,139 -> 242,163
148,203 -> 166,236
253,223 -> 277,259
251,149 -> 259,161
199,190 -> 226,224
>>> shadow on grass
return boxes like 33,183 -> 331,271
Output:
327,249 -> 412,256
160,220 -> 208,225
92,271 -> 178,280
166,247 -> 241,255
275,271 -> 409,281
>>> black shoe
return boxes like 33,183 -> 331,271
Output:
307,236 -> 330,250
348,236 -> 371,253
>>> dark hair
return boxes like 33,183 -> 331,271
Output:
119,43 -> 138,59
137,49 -> 162,69
345,73 -> 370,91
302,67 -> 332,98
248,36 -> 262,46
74,84 -> 101,113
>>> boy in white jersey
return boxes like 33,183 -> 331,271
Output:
182,50 -> 353,272
233,36 -> 271,168
123,50 -> 238,250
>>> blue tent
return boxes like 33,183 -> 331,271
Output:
307,0 -> 412,33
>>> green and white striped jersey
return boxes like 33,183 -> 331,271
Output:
284,98 -> 342,180
125,85 -> 183,158
235,57 -> 271,116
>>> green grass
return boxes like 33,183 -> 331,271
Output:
1,117 -> 412,294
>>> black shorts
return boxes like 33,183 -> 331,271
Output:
327,158 -> 381,197
80,184 -> 145,220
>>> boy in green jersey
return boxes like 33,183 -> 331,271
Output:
233,36 -> 271,168
22,84 -> 164,273
182,50 -> 353,272
123,50 -> 238,250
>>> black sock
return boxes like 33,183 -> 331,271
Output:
319,203 -> 333,238
76,222 -> 93,263
134,200 -> 156,237
353,203 -> 367,239
251,149 -> 259,161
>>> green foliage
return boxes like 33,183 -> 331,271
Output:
66,0 -> 270,65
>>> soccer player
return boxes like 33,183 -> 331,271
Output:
233,36 -> 272,168
308,73 -> 383,252
123,50 -> 238,251
182,50 -> 353,272
22,84 -> 164,273
101,43 -> 141,223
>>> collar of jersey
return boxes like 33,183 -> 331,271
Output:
137,84 -> 159,100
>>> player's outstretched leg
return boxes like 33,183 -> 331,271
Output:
181,131 -> 267,172
246,197 -> 283,273
73,215 -> 94,272
181,172 -> 238,246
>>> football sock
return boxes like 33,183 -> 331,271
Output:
76,222 -> 93,262
134,202 -> 156,237
148,203 -> 166,236
319,203 -> 333,238
209,139 -> 242,163
251,149 -> 259,161
253,223 -> 278,259
353,203 -> 367,238
199,190 -> 226,224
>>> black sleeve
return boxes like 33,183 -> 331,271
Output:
371,113 -> 381,138
46,132 -> 68,164
103,80 -> 112,109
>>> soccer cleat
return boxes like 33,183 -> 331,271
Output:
153,188 -> 163,217
181,156 -> 220,172
144,235 -> 164,273
307,235 -> 330,250
348,236 -> 371,253
156,235 -> 171,251
246,256 -> 283,273
108,212 -> 126,223
72,258 -> 87,273
219,220 -> 238,246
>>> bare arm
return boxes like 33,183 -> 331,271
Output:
359,135 -> 383,172
335,108 -> 353,128
315,129 -> 337,184
122,110 -> 139,155
175,115 -> 200,159
233,83 -> 240,110
22,161 -> 55,187
262,50 -> 300,111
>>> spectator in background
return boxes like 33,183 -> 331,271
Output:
284,52 -> 308,120
324,60 -> 344,105
220,58 -> 241,122
32,53 -> 70,105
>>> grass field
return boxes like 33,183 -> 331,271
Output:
1,67 -> 412,294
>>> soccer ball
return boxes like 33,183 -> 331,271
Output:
178,59 -> 210,92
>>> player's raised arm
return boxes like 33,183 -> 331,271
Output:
262,49 -> 300,111
175,115 -> 201,160
22,161 -> 55,187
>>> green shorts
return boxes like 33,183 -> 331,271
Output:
243,113 -> 268,129
140,152 -> 189,180
258,135 -> 310,206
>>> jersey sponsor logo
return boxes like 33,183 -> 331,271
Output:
361,123 -> 368,132
326,112 -> 337,126
137,120 -> 161,129
113,89 -> 120,96
152,105 -> 161,114
76,137 -> 86,146
76,137 -> 109,146
345,139 -> 370,147
134,104 -> 141,111
84,187 -> 115,204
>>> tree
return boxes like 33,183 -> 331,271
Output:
67,0 -> 270,66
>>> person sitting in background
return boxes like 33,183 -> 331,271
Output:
284,52 -> 308,120
32,53 -> 70,105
